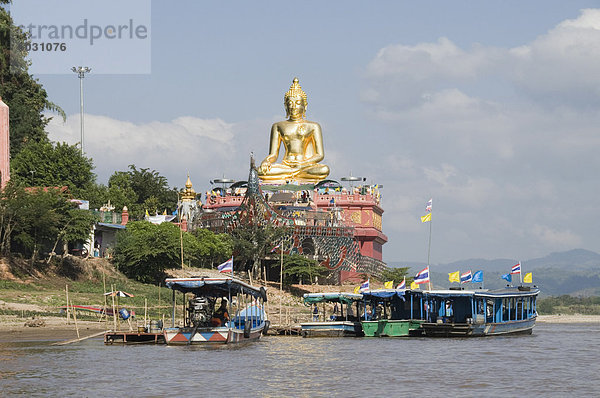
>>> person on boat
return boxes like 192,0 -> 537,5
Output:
210,298 -> 229,327
312,304 -> 319,321
446,301 -> 454,322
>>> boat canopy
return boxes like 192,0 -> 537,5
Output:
423,287 -> 539,299
362,289 -> 406,300
303,292 -> 363,305
165,277 -> 266,300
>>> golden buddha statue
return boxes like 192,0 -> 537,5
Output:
258,78 -> 330,183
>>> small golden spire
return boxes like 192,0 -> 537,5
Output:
181,173 -> 196,200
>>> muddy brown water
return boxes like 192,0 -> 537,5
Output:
0,322 -> 598,397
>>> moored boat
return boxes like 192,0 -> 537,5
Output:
420,286 -> 539,337
163,277 -> 268,345
361,289 -> 426,337
300,292 -> 364,337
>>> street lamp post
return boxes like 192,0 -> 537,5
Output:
71,66 -> 91,155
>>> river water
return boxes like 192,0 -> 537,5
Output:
0,322 -> 598,397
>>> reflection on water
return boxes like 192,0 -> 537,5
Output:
0,323 -> 599,397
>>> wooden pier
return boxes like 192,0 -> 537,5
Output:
104,331 -> 165,345
268,324 -> 302,336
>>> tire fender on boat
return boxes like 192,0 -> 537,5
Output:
244,322 -> 251,338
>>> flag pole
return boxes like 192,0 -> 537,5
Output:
427,216 -> 432,290
519,261 -> 522,284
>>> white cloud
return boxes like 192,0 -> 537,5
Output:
46,114 -> 240,187
361,8 -> 600,261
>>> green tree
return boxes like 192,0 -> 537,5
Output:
192,228 -> 233,268
231,224 -> 287,277
10,141 -> 96,197
107,165 -> 178,219
0,4 -> 65,157
113,221 -> 229,283
282,254 -> 328,285
0,184 -> 96,261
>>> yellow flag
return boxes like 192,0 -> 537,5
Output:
421,213 -> 431,223
523,272 -> 533,283
354,286 -> 360,294
410,281 -> 419,290
145,209 -> 149,217
384,281 -> 394,289
448,271 -> 460,283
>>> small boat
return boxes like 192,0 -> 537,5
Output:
300,292 -> 364,337
361,289 -> 425,337
163,277 -> 269,345
420,286 -> 539,337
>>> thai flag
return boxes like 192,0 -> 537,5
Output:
425,198 -> 432,212
396,277 -> 406,290
359,279 -> 370,292
414,267 -> 430,284
511,262 -> 521,275
217,257 -> 233,274
460,270 -> 472,284
270,243 -> 281,253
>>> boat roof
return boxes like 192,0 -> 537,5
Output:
422,286 -> 539,299
361,289 -> 406,300
303,292 -> 363,304
165,277 -> 264,299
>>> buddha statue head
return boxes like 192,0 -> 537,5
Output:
284,77 -> 308,120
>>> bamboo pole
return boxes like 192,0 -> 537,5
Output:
65,284 -> 70,325
144,298 -> 147,330
279,239 -> 283,325
71,300 -> 80,340
101,271 -> 107,323
111,284 -> 117,331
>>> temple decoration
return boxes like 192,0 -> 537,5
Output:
181,174 -> 196,200
258,78 -> 330,183
178,174 -> 200,224
198,158 -> 387,283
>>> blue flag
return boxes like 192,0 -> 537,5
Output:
501,273 -> 512,282
471,270 -> 483,283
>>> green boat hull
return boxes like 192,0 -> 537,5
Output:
362,319 -> 424,337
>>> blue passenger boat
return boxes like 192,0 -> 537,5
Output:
163,277 -> 268,345
301,292 -> 364,337
419,286 -> 539,337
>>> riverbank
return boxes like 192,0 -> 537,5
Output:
536,314 -> 600,324
0,315 -> 107,343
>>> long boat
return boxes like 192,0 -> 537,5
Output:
163,277 -> 268,345
300,292 -> 364,337
419,286 -> 539,337
361,289 -> 426,337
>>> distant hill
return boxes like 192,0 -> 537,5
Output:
387,249 -> 600,297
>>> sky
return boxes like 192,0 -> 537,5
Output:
12,1 -> 600,264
